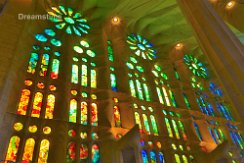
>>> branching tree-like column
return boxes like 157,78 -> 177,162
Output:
177,0 -> 244,122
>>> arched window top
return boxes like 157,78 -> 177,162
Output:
22,138 -> 35,162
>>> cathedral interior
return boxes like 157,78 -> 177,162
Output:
0,0 -> 243,163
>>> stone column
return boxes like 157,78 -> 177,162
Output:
177,0 -> 244,122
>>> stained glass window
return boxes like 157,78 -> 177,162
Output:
27,52 -> 39,74
71,64 -> 79,84
142,114 -> 151,135
110,73 -> 117,91
127,34 -> 157,60
141,150 -> 149,163
40,54 -> 50,77
5,136 -> 20,162
178,121 -> 187,141
165,118 -> 173,138
135,112 -> 142,131
80,144 -> 88,161
150,151 -> 157,163
91,69 -> 97,88
174,154 -> 181,163
194,122 -> 203,141
114,106 -> 122,127
182,155 -> 189,163
81,65 -> 88,86
66,142 -> 76,162
172,119 -> 180,139
45,94 -> 55,119
80,102 -> 88,125
129,80 -> 136,97
150,115 -> 158,136
38,139 -> 50,163
31,92 -> 43,118
92,144 -> 100,163
69,99 -> 77,123
91,103 -> 98,126
22,138 -> 35,162
183,93 -> 191,109
17,89 -> 31,115
184,54 -> 208,78
162,86 -> 171,106
50,59 -> 60,79
158,152 -> 165,163
48,6 -> 90,36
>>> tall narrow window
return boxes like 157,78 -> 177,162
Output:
142,114 -> 150,134
66,142 -> 76,162
27,52 -> 39,74
17,89 -> 31,115
136,79 -> 144,100
91,103 -> 98,126
141,150 -> 149,163
129,80 -> 136,97
174,154 -> 181,163
92,144 -> 100,163
135,112 -> 142,131
22,138 -> 35,162
40,54 -> 50,77
156,87 -> 164,104
91,69 -> 97,88
182,155 -> 189,163
31,92 -> 43,118
209,127 -> 218,144
81,65 -> 88,86
162,87 -> 171,106
183,93 -> 191,109
150,115 -> 158,136
80,102 -> 88,125
178,121 -> 187,141
5,136 -> 20,162
50,59 -> 60,79
45,94 -> 55,119
71,64 -> 79,84
158,152 -> 165,163
194,122 -> 203,141
80,144 -> 88,161
114,106 -> 122,127
165,118 -> 173,138
172,119 -> 180,139
69,99 -> 77,123
150,151 -> 157,163
143,83 -> 150,101
38,139 -> 50,163
110,73 -> 117,91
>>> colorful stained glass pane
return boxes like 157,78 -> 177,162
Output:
172,120 -> 180,139
135,112 -> 142,131
142,114 -> 150,135
17,89 -> 31,115
81,102 -> 88,125
150,115 -> 158,136
35,34 -> 47,42
114,106 -> 121,127
80,144 -> 88,160
51,59 -> 60,79
158,152 -> 165,163
37,139 -> 50,163
45,94 -> 55,119
91,103 -> 98,126
22,138 -> 35,162
81,65 -> 88,86
92,144 -> 100,163
66,142 -> 76,162
165,118 -> 173,138
69,99 -> 77,123
31,92 -> 43,118
27,52 -> 39,74
141,150 -> 149,163
71,65 -> 79,84
150,151 -> 157,163
91,69 -> 97,88
5,136 -> 20,162
40,54 -> 50,77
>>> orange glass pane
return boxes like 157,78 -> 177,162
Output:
38,139 -> 50,163
22,138 -> 35,162
17,89 -> 31,115
24,80 -> 33,86
31,92 -> 43,118
81,102 -> 88,125
45,94 -> 55,119
91,103 -> 98,126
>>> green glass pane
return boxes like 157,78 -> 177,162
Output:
50,38 -> 62,47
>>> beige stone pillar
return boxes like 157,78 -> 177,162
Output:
177,0 -> 244,122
